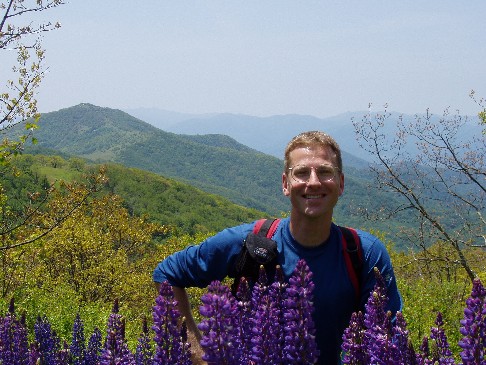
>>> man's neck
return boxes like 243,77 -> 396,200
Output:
289,215 -> 333,247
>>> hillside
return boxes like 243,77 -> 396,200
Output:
3,154 -> 267,234
26,104 -> 287,214
13,103 -> 431,248
26,103 -> 405,219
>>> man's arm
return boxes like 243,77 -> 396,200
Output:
358,232 -> 403,314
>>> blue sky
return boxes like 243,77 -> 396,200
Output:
31,1 -> 486,117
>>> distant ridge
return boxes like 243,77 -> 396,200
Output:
4,102 -> 477,250
126,107 -> 482,170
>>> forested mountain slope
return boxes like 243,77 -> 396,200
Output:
13,103 -> 425,247
2,154 -> 267,235
27,103 -> 286,214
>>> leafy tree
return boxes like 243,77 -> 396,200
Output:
0,165 -> 107,250
30,193 -> 169,305
1,0 -> 63,164
0,186 -> 171,344
353,103 -> 485,282
0,167 -> 108,297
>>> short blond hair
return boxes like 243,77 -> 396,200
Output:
284,131 -> 342,172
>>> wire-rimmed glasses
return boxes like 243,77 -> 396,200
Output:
287,164 -> 340,183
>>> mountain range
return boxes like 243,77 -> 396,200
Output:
124,107 -> 374,165
125,106 -> 483,167
11,102 -> 477,249
19,103 -> 409,230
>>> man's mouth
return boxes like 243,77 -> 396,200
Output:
304,194 -> 324,199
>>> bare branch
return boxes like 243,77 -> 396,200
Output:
354,104 -> 485,282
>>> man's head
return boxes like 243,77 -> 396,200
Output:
284,131 -> 342,172
282,130 -> 344,225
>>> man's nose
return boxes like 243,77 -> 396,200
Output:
307,168 -> 321,184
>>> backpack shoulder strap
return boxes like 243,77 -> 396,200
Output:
253,218 -> 281,238
338,226 -> 363,302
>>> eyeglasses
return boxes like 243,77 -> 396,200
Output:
287,164 -> 340,183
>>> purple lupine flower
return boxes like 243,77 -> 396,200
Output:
429,312 -> 455,365
198,280 -> 240,364
100,300 -> 135,365
0,310 -> 15,364
34,315 -> 62,365
360,268 -> 394,365
100,329 -> 135,365
57,341 -> 71,365
369,310 -> 413,365
249,265 -> 286,364
29,342 -> 42,365
268,265 -> 288,363
70,313 -> 86,365
135,317 -> 153,365
15,313 -> 31,365
392,311 -> 416,365
342,267 -> 412,365
84,327 -> 102,365
366,309 -> 393,365
342,311 -> 367,365
458,277 -> 486,365
234,276 -> 254,363
105,299 -> 124,344
363,268 -> 388,332
282,259 -> 319,364
406,339 -> 418,365
416,336 -> 432,365
152,281 -> 192,365
0,299 -> 30,365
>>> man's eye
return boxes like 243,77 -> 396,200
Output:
294,167 -> 310,177
316,166 -> 334,175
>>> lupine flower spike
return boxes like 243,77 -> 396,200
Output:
198,280 -> 240,364
341,311 -> 367,365
342,267 -> 410,365
283,259 -> 319,364
268,265 -> 288,362
429,312 -> 455,364
392,311 -> 416,364
249,265 -> 283,364
153,281 -> 192,364
100,299 -> 135,364
34,315 -> 62,365
135,316 -> 153,365
70,313 -> 86,365
416,336 -> 430,365
458,277 -> 486,365
234,277 -> 253,362
84,327 -> 103,365
0,298 -> 30,365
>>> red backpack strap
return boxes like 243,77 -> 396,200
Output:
253,218 -> 281,238
339,226 -> 363,302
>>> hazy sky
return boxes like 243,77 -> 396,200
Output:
25,1 -> 486,117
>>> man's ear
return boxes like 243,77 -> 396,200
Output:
282,173 -> 291,196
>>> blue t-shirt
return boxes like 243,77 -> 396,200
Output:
153,218 -> 403,364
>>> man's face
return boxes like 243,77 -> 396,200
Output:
282,145 -> 344,220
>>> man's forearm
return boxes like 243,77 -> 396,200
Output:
172,286 -> 201,341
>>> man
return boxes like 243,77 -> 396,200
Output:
153,130 -> 402,364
